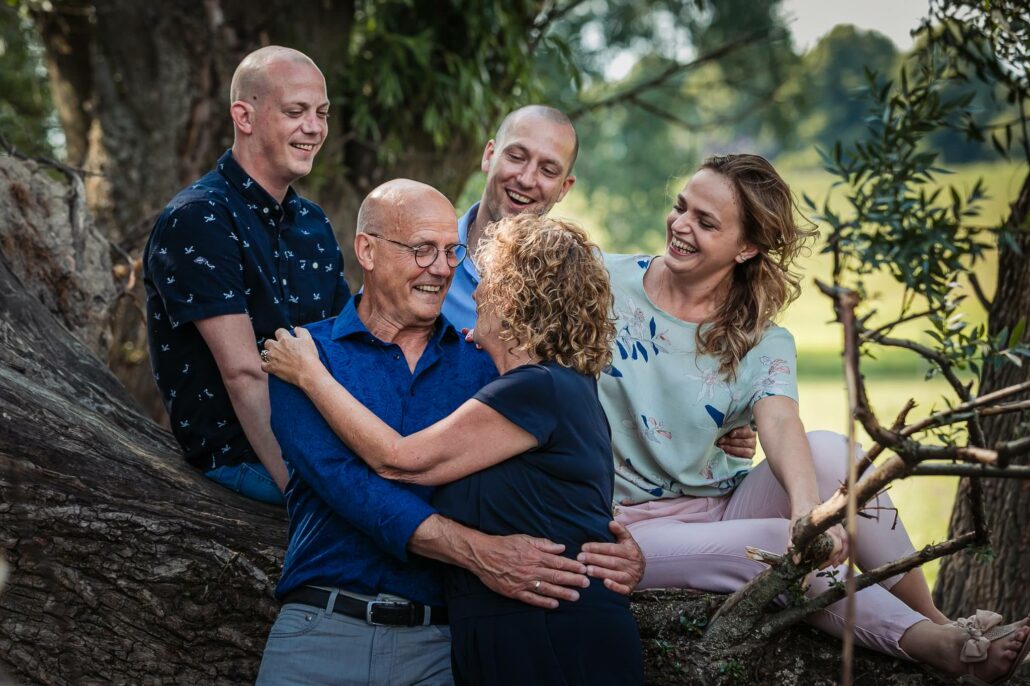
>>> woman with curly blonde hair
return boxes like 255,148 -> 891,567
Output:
263,213 -> 644,686
600,154 -> 1029,682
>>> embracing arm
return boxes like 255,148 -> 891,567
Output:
753,395 -> 847,566
271,370 -> 591,607
263,326 -> 536,485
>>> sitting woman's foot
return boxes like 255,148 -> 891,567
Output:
901,613 -> 1030,685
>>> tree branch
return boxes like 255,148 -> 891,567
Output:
911,464 -> 1030,478
569,26 -> 783,118
759,533 -> 978,636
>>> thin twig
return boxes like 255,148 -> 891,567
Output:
967,272 -> 992,310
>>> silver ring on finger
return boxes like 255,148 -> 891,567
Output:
260,349 -> 270,362
533,580 -> 541,591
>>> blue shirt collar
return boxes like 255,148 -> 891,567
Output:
457,201 -> 481,281
330,294 -> 460,345
217,149 -> 299,226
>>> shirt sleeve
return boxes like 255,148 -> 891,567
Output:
146,201 -> 248,326
269,349 -> 436,562
473,364 -> 558,446
744,326 -> 800,412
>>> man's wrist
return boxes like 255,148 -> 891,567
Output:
409,514 -> 480,570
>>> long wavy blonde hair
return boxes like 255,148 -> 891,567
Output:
694,154 -> 815,377
477,214 -> 615,376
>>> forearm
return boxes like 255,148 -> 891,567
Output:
756,410 -> 819,516
223,370 -> 288,490
300,366 -> 415,474
408,514 -> 589,608
408,513 -> 485,568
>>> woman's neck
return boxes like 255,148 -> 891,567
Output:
485,339 -> 538,375
643,257 -> 733,323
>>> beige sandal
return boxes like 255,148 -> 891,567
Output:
952,610 -> 1030,686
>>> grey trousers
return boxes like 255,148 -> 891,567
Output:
255,594 -> 452,686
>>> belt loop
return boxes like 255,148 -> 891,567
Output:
422,605 -> 431,626
324,588 -> 339,618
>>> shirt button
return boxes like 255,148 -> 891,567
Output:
394,354 -> 400,360
282,279 -> 288,286
262,207 -> 269,214
312,262 -> 319,270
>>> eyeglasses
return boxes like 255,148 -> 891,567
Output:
365,233 -> 468,268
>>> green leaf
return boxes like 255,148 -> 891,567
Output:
1009,318 -> 1027,348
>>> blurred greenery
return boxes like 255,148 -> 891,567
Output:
0,2 -> 55,156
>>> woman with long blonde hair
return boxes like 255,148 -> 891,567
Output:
599,153 -> 1028,684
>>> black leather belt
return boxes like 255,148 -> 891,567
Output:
282,586 -> 448,626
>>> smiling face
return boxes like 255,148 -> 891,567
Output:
358,184 -> 459,332
479,112 -> 577,225
233,57 -> 329,197
664,168 -> 758,284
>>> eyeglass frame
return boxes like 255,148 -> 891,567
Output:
364,232 -> 468,269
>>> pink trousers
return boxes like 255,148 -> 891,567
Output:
615,431 -> 925,658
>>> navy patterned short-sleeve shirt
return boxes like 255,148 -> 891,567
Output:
144,149 -> 351,471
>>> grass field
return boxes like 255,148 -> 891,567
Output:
556,160 -> 1026,588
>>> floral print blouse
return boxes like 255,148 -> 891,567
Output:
598,254 -> 799,504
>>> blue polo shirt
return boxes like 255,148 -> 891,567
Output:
144,149 -> 351,471
270,297 -> 498,605
440,202 -> 481,332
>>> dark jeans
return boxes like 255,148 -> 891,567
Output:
205,462 -> 284,505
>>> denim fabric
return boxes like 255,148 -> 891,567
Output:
205,462 -> 284,506
255,597 -> 452,686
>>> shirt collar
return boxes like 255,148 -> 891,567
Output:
457,202 -> 481,281
331,294 -> 460,345
217,149 -> 298,227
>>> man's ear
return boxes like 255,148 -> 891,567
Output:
556,174 -> 576,203
354,233 -> 376,271
230,101 -> 254,135
480,140 -> 496,174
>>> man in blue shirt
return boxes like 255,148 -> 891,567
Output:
144,46 -> 350,505
443,105 -> 578,331
256,179 -> 639,686
443,105 -> 758,460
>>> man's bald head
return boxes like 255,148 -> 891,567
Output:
230,46 -> 322,106
357,179 -> 454,242
495,105 -> 579,171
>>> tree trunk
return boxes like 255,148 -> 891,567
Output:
934,171 -> 1030,620
0,156 -> 286,684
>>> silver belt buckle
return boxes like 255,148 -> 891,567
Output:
365,599 -> 405,626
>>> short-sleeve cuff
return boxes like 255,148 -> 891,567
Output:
165,299 -> 249,327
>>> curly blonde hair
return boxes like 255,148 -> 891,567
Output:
694,154 -> 816,377
477,214 -> 615,376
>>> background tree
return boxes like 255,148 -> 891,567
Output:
805,0 -> 1029,623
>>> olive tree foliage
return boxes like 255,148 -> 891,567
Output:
803,0 -> 1030,619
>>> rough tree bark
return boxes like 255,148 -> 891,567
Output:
0,157 -> 971,685
934,171 -> 1030,620
32,0 -> 484,421
0,155 -> 286,684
